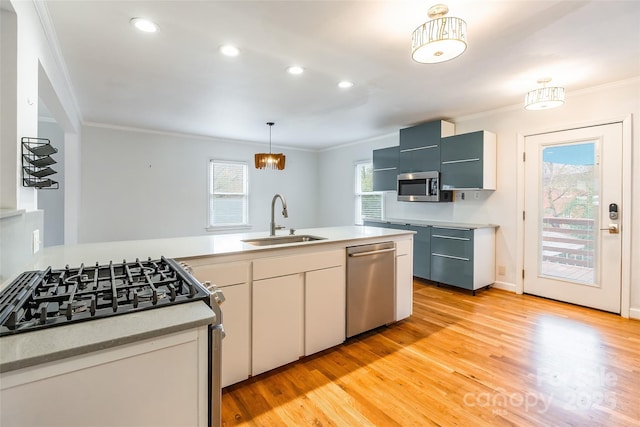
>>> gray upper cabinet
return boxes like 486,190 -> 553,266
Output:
399,120 -> 455,173
372,146 -> 399,192
440,130 -> 496,190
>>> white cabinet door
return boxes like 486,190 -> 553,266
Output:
1,328 -> 209,427
305,266 -> 345,355
219,282 -> 250,387
252,274 -> 303,376
395,239 -> 413,321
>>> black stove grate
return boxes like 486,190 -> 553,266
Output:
0,257 -> 209,337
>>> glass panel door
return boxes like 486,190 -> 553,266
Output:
524,123 -> 622,313
539,142 -> 598,285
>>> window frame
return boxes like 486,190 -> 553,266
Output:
354,160 -> 384,225
207,159 -> 250,231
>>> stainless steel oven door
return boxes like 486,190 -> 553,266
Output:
206,284 -> 225,427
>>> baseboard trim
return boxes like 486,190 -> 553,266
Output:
492,281 -> 516,293
629,308 -> 640,320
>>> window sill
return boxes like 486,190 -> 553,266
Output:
206,225 -> 252,233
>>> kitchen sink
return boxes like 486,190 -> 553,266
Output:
242,235 -> 327,246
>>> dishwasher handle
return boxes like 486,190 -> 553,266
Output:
348,247 -> 396,257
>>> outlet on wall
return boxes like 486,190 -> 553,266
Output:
32,229 -> 41,254
498,265 -> 506,276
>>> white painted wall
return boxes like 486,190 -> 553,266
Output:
78,125 -> 319,243
1,1 -> 81,283
317,134 -> 398,227
37,119 -> 65,247
0,210 -> 43,283
1,6 -> 19,210
318,78 -> 640,317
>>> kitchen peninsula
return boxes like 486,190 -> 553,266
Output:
0,225 -> 414,427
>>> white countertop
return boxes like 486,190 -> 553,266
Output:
0,302 -> 214,373
0,226 -> 413,372
364,218 -> 499,230
0,209 -> 26,220
24,226 -> 412,273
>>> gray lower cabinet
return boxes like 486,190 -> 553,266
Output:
364,221 -> 430,280
405,225 -> 430,280
364,221 -> 496,292
430,226 -> 495,292
372,146 -> 399,192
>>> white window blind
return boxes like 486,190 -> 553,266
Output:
355,161 -> 383,224
209,160 -> 248,227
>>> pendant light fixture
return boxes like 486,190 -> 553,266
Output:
254,122 -> 286,170
412,4 -> 467,64
525,78 -> 565,110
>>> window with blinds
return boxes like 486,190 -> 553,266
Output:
209,160 -> 248,227
355,161 -> 383,224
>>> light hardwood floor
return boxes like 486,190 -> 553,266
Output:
221,280 -> 640,426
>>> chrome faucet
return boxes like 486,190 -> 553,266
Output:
270,193 -> 288,236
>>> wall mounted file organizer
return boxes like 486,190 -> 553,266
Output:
21,137 -> 59,189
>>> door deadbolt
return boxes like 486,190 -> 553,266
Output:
609,203 -> 619,220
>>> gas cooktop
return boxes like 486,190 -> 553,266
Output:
0,257 -> 210,337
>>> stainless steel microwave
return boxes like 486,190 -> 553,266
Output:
397,171 -> 453,202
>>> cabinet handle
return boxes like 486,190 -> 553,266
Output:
400,145 -> 437,153
373,167 -> 397,172
432,253 -> 470,261
441,158 -> 480,165
432,226 -> 471,231
431,235 -> 470,241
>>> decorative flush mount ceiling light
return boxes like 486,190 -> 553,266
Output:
412,4 -> 467,64
255,122 -> 286,170
130,17 -> 159,33
525,78 -> 565,110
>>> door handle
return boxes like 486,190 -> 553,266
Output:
599,224 -> 619,234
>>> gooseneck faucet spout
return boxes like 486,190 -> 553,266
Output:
270,193 -> 288,236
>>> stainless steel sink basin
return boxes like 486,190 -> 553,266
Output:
242,235 -> 327,246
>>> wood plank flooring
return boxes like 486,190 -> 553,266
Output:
221,280 -> 640,426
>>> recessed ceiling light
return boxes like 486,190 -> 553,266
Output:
338,81 -> 354,89
287,65 -> 304,75
220,45 -> 240,57
130,18 -> 159,33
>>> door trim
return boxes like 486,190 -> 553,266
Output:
516,115 -> 632,318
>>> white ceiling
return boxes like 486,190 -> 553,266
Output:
44,0 -> 640,150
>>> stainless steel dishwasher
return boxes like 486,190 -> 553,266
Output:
346,241 -> 396,337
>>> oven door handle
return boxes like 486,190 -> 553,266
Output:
211,323 -> 225,339
209,322 -> 224,427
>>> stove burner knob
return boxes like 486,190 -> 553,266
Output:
179,262 -> 193,274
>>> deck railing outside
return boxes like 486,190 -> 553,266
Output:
542,217 -> 595,268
